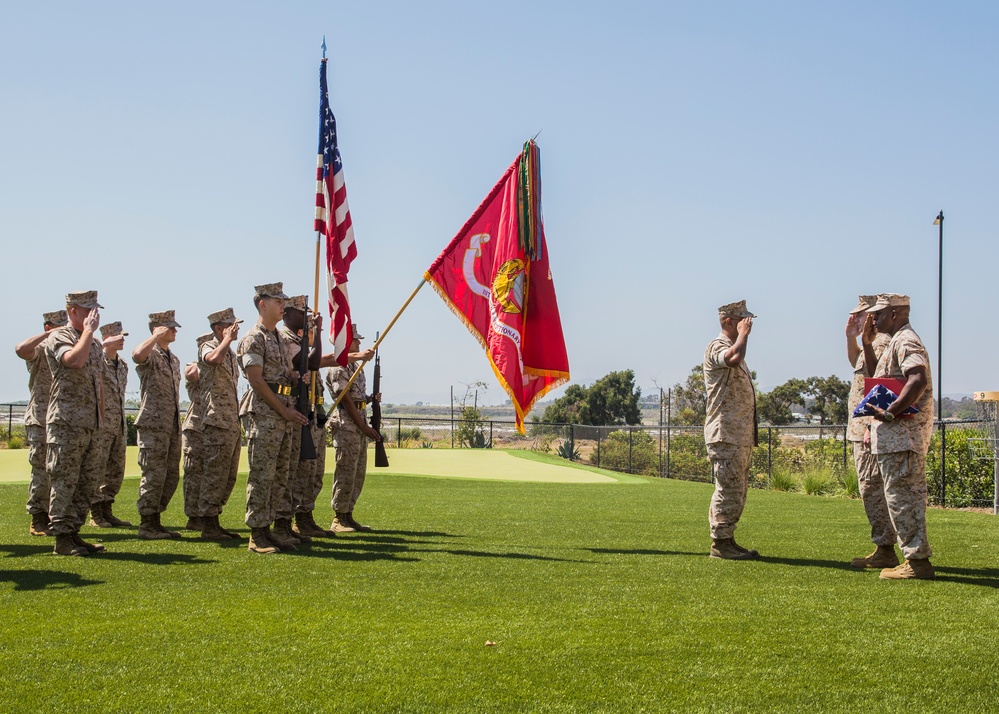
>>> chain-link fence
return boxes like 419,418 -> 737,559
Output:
1,403 -> 992,509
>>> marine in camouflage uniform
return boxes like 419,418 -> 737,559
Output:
44,291 -> 107,556
326,325 -> 382,533
703,300 -> 759,560
237,283 -> 309,554
195,308 -> 243,541
90,321 -> 132,528
181,349 -> 208,531
15,309 -> 68,536
844,297 -> 896,569
132,310 -> 183,540
864,294 -> 935,580
281,295 -> 332,539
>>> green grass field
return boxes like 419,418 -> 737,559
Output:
1,449 -> 998,712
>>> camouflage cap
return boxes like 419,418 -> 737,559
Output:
65,290 -> 103,309
352,323 -> 365,340
253,282 -> 290,300
849,295 -> 879,314
718,300 -> 756,319
149,310 -> 182,329
866,293 -> 910,312
207,307 -> 242,326
100,321 -> 128,338
287,295 -> 310,312
43,310 -> 69,327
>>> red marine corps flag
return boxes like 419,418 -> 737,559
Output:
425,141 -> 570,433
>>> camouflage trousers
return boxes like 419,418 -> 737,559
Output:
331,427 -> 367,513
852,440 -> 896,547
46,423 -> 102,535
876,450 -> 932,560
182,428 -> 204,518
242,413 -> 293,528
291,423 -> 327,514
136,426 -> 181,516
706,441 -> 752,540
25,424 -> 49,515
198,425 -> 241,518
93,426 -> 127,506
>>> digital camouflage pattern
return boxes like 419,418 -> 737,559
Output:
23,344 -> 52,427
236,323 -> 294,420
25,424 -> 49,515
330,426 -> 367,513
870,324 -> 934,456
242,412 -> 293,528
706,441 -> 752,539
853,441 -> 896,547
197,336 -> 240,431
198,425 -> 241,518
877,450 -> 932,559
44,326 -> 104,430
93,353 -> 129,505
46,423 -> 104,535
134,345 -> 181,431
135,427 -> 181,516
703,333 -> 756,447
326,363 -> 367,432
181,356 -> 206,518
847,332 -> 890,442
292,375 -> 327,514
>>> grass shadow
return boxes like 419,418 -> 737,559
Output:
932,566 -> 999,588
0,568 -> 103,591
0,543 -> 57,558
97,552 -> 218,566
585,547 -> 705,557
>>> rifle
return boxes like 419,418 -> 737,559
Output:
371,333 -> 389,467
295,300 -> 317,460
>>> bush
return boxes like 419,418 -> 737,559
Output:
592,429 -> 659,476
768,466 -> 798,492
839,468 -> 860,498
456,407 -> 488,449
556,438 -> 580,461
802,469 -> 832,496
126,414 -> 138,446
926,427 -> 995,507
399,426 -> 422,441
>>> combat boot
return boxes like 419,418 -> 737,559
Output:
54,533 -> 88,556
138,514 -> 171,540
294,512 -> 330,539
155,513 -> 182,539
730,537 -> 758,558
276,517 -> 307,544
267,523 -> 298,551
346,512 -> 372,532
331,512 -> 356,533
89,502 -> 112,528
248,527 -> 279,554
29,511 -> 51,537
104,503 -> 132,527
218,518 -> 241,539
880,558 -> 935,580
710,537 -> 755,560
185,516 -> 204,531
200,515 -> 233,541
71,532 -> 106,554
851,545 -> 899,569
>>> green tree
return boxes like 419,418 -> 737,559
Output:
804,375 -> 851,425
758,378 -> 807,425
540,370 -> 642,426
670,364 -> 706,425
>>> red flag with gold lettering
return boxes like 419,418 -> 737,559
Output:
425,141 -> 570,434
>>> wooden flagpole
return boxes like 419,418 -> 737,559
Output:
327,278 -> 427,411
310,231 -> 322,406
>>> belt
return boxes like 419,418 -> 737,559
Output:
315,397 -> 324,406
267,382 -> 292,397
338,400 -> 367,411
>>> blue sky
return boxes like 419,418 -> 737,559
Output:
3,2 -> 997,406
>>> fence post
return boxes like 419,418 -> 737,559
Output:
940,421 -> 947,507
7,404 -> 11,441
489,420 -> 493,449
397,418 -> 402,448
767,427 -> 772,480
666,423 -> 671,478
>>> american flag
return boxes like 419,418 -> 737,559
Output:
315,58 -> 357,366
852,384 -> 919,418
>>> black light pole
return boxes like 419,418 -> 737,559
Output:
934,210 -> 945,505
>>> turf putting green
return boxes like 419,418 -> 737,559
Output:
0,446 -> 626,484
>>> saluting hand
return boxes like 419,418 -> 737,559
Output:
84,307 -> 101,333
102,334 -> 126,351
845,314 -> 863,339
861,314 -> 877,346
223,322 -> 240,341
737,316 -> 753,337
